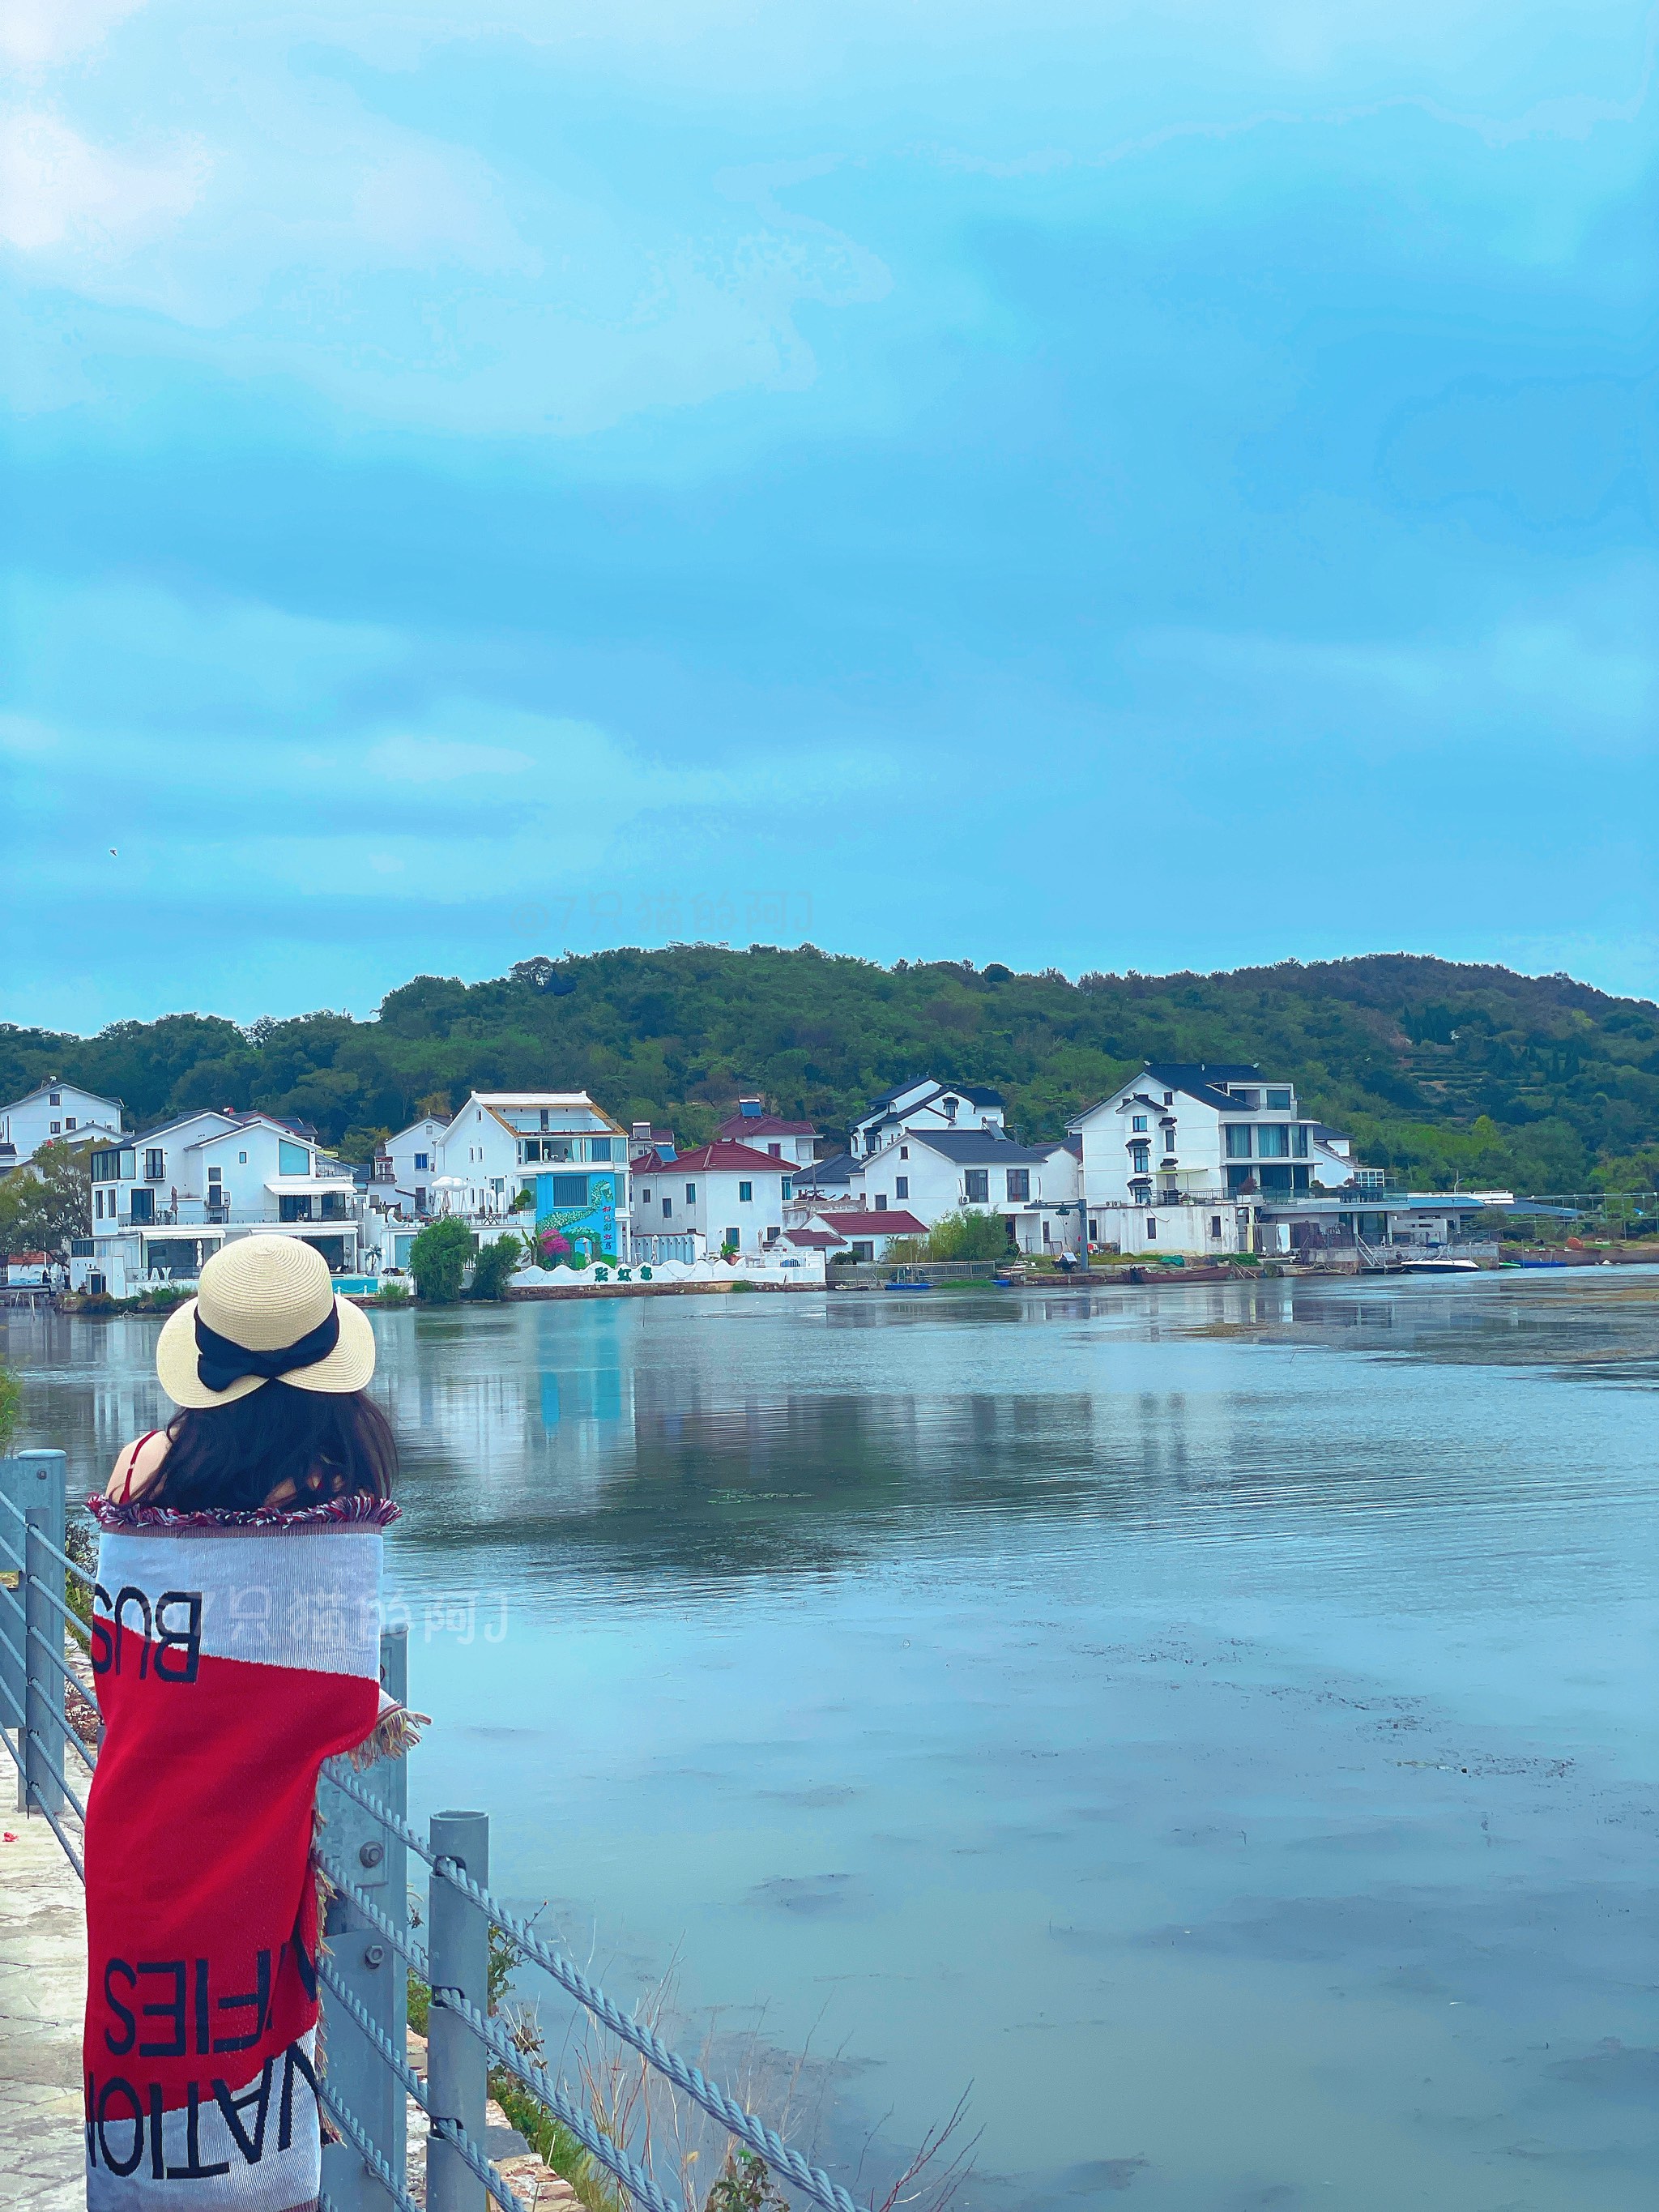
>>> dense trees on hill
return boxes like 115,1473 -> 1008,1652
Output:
2,947 -> 1655,1194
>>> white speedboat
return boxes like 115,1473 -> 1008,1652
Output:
1397,1255 -> 1482,1275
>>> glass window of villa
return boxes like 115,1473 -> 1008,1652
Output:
415,1152 -> 429,1170
685,1183 -> 697,1203
965,1169 -> 989,1203
551,1174 -> 587,1206
641,1187 -> 652,1203
238,1151 -> 248,1164
895,1176 -> 908,1200
1132,1114 -> 1147,1132
739,1181 -> 753,1202
662,1198 -> 673,1216
279,1139 -> 309,1176
875,1194 -> 888,1210
782,1179 -> 793,1200
1293,1125 -> 1310,1156
1225,1125 -> 1252,1159
591,1138 -> 612,1160
1006,1169 -> 1030,1201
1267,1089 -> 1292,1110
1145,1217 -> 1157,1238
1258,1125 -> 1290,1159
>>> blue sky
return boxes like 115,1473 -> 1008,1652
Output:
3,0 -> 1656,1028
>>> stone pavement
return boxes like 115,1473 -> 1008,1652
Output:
0,1809 -> 86,2212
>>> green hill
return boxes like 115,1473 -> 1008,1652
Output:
3,948 -> 1656,1194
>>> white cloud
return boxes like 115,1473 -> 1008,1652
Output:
0,111 -> 209,255
369,736 -> 539,783
1133,609 -> 1658,751
0,0 -> 147,71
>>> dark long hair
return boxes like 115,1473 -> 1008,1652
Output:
151,1382 -> 397,1514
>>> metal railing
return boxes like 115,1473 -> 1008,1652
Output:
0,1450 -> 872,2212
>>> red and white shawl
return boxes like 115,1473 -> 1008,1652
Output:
81,1492 -> 407,2211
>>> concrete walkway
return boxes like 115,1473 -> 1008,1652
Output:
0,1809 -> 87,2210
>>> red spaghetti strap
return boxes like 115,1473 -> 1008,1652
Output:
120,1430 -> 161,1503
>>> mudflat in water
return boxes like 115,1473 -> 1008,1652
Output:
12,1271 -> 1657,2210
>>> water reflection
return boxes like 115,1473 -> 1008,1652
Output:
6,1275 -> 1657,2212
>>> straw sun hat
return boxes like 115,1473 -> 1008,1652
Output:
155,1235 -> 377,1410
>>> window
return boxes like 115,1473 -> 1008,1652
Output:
894,1176 -> 908,1201
1258,1125 -> 1289,1159
278,1139 -> 309,1176
1224,1125 -> 1252,1159
207,1166 -> 222,1185
1226,1165 -> 1255,1195
1266,1089 -> 1292,1111
1145,1216 -> 1157,1239
130,1188 -> 155,1223
899,1145 -> 909,1160
685,1183 -> 697,1204
768,1142 -> 782,1157
1006,1168 -> 1030,1202
144,1148 -> 166,1181
1293,1125 -> 1310,1157
641,1187 -> 652,1203
1162,1124 -> 1175,1151
662,1198 -> 673,1217
1130,1144 -> 1150,1175
49,1092 -> 60,1106
1131,1114 -> 1148,1133
50,1121 -> 62,1135
238,1151 -> 248,1164
91,1147 -> 122,1183
414,1152 -> 429,1171
1209,1216 -> 1222,1239
550,1174 -> 588,1206
491,1178 -> 504,1195
279,1194 -> 313,1222
875,1194 -> 888,1211
539,1109 -> 550,1129
941,1096 -> 959,1120
781,1180 -> 793,1201
964,1169 -> 989,1203
591,1138 -> 612,1161
725,1228 -> 740,1249
738,1181 -> 753,1202
95,1189 -> 104,1218
65,1117 -> 75,1131
1088,1218 -> 1098,1239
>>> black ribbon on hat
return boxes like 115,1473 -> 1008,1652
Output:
195,1304 -> 340,1394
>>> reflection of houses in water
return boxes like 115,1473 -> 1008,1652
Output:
373,1309 -> 640,1510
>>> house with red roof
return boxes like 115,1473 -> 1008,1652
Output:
630,1138 -> 802,1258
714,1096 -> 821,1166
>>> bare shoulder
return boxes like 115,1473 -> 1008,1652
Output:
105,1429 -> 173,1502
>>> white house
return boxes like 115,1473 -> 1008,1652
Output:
848,1079 -> 1006,1160
804,1208 -> 929,1262
630,1141 -> 798,1258
373,1116 -> 446,1217
0,1079 -> 124,1168
714,1098 -> 821,1165
1067,1061 -> 1396,1257
842,1129 -> 1069,1254
434,1091 -> 631,1261
83,1111 -> 363,1283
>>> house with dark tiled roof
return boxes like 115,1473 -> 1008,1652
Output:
847,1078 -> 1005,1160
1066,1061 -> 1380,1257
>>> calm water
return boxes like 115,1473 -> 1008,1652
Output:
9,1273 -> 1657,2210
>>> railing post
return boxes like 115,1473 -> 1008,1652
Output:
23,1504 -> 64,1817
318,1625 -> 410,2209
0,1451 -> 66,1812
427,1809 -> 490,2212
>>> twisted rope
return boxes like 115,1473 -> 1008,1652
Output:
322,1758 -> 861,2212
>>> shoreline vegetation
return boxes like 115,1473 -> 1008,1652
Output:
2,947 -> 1655,1197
